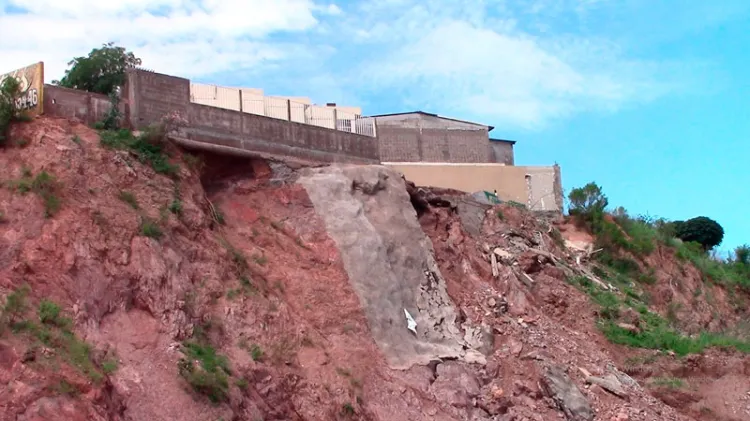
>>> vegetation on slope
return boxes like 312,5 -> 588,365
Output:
567,182 -> 750,356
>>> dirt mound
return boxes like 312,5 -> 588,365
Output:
0,117 -> 747,421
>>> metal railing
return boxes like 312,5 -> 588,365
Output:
189,83 -> 376,137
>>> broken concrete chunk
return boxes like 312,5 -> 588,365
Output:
586,374 -> 628,399
493,248 -> 514,263
540,365 -> 594,421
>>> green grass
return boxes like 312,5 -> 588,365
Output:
102,359 -> 118,374
650,377 -> 685,389
118,190 -> 139,209
341,402 -> 355,416
99,128 -> 179,177
7,170 -> 62,218
139,218 -> 163,239
5,296 -> 104,382
569,276 -> 750,356
178,341 -> 231,403
249,344 -> 264,361
168,199 -> 183,216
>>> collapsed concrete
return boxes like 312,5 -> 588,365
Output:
297,165 -> 488,369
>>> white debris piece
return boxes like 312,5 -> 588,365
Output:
404,308 -> 418,334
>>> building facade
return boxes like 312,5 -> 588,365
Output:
371,111 -> 515,165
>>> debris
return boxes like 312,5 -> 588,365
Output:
404,308 -> 418,334
541,365 -> 594,421
491,252 -> 499,277
586,374 -> 628,400
493,247 -> 515,263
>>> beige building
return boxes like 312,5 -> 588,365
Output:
189,82 -> 373,136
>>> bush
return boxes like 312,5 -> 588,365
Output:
99,127 -> 179,177
178,342 -> 231,403
38,300 -> 62,325
568,182 -> 608,226
139,218 -> 163,239
0,76 -> 22,145
675,216 -> 724,251
31,171 -> 62,218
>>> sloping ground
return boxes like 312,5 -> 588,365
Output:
0,117 -> 747,421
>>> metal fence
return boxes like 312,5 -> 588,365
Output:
189,83 -> 376,137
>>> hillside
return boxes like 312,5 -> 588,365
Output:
0,116 -> 749,421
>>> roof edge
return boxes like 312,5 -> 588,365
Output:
489,138 -> 517,145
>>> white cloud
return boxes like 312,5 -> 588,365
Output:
343,0 -> 708,129
0,0 -> 719,129
0,0 -> 323,79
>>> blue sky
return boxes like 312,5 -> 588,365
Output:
1,0 -> 748,254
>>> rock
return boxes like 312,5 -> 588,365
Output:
429,362 -> 481,408
586,374 -> 628,400
540,365 -> 594,421
616,323 -> 639,333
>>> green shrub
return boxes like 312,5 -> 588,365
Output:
139,218 -> 163,239
38,300 -> 62,325
178,342 -> 231,403
118,190 -> 139,209
250,344 -> 264,361
2,285 -> 30,325
99,128 -> 179,177
30,171 -> 62,218
168,199 -> 182,215
0,76 -> 22,146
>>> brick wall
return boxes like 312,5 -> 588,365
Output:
490,141 -> 514,165
43,85 -> 113,126
377,114 -> 493,163
377,125 -> 422,161
121,69 -> 378,163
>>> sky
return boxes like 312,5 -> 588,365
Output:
1,0 -> 749,254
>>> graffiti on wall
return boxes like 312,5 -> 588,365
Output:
0,62 -> 44,116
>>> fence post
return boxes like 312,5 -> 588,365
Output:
238,89 -> 243,113
332,108 -> 338,131
286,99 -> 292,121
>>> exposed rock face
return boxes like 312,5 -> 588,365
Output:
3,117 -> 748,421
297,165 -> 487,369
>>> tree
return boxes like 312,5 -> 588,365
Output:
53,42 -> 141,96
568,182 -> 608,217
675,216 -> 724,251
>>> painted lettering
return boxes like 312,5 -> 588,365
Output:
14,88 -> 38,111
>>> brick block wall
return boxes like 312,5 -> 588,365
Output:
43,85 -> 113,125
490,141 -> 514,165
419,128 -> 490,163
377,114 -> 493,163
124,69 -> 190,129
377,126 -> 421,161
